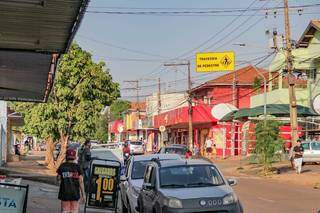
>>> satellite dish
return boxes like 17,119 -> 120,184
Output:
211,103 -> 238,120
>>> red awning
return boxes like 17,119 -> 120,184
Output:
154,105 -> 217,128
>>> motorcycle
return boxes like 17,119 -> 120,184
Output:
123,152 -> 130,165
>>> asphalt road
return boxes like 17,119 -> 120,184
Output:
25,150 -> 320,213
231,176 -> 320,213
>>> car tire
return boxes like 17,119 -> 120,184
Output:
121,197 -> 128,213
153,203 -> 161,213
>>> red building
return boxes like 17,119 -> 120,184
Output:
154,65 -> 268,157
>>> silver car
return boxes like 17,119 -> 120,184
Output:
302,141 -> 320,163
137,159 -> 243,213
120,154 -> 181,213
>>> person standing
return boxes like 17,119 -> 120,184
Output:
293,139 -> 304,174
57,149 -> 85,213
78,139 -> 92,189
205,137 -> 213,158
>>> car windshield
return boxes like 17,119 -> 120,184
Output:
312,142 -> 320,150
131,141 -> 143,145
163,147 -> 186,155
131,161 -> 149,179
160,165 -> 224,188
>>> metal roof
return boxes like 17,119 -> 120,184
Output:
0,0 -> 89,102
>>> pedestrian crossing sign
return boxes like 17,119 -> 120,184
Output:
196,52 -> 235,72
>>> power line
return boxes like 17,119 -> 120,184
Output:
174,0 -> 258,60
86,3 -> 320,14
77,35 -> 168,58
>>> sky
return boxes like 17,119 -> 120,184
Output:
75,0 -> 320,101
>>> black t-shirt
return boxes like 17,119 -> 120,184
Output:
293,145 -> 304,159
57,162 -> 82,201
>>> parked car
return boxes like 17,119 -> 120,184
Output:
302,141 -> 320,163
158,144 -> 188,157
128,141 -> 145,155
137,159 -> 243,213
120,154 -> 181,213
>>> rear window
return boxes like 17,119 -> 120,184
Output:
311,142 -> 320,150
164,147 -> 186,155
131,161 -> 149,179
130,141 -> 143,145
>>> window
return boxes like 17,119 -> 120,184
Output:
302,143 -> 310,150
311,142 -> 320,150
160,165 -> 224,188
132,161 -> 150,179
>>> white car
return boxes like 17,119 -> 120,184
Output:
128,141 -> 145,155
120,154 -> 181,213
302,141 -> 320,163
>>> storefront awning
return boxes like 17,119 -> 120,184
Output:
220,104 -> 317,122
154,105 -> 217,128
0,0 -> 89,102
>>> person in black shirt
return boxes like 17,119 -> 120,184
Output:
78,139 -> 92,191
293,139 -> 304,174
57,149 -> 85,213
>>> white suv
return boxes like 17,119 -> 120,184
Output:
120,154 -> 181,213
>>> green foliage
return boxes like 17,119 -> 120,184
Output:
254,120 -> 283,172
94,115 -> 109,143
110,100 -> 131,120
11,43 -> 120,143
253,77 -> 262,92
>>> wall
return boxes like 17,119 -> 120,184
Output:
146,93 -> 187,117
251,88 -> 310,108
194,85 -> 253,109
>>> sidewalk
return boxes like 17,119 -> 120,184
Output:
214,156 -> 320,188
0,151 -> 56,184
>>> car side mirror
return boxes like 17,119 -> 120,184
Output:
143,182 -> 154,190
120,175 -> 128,182
227,178 -> 237,186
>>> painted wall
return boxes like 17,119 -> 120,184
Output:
193,85 -> 254,109
251,88 -> 310,108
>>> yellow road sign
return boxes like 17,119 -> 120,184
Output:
196,52 -> 235,72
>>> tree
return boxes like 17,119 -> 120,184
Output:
254,120 -> 283,173
11,43 -> 120,169
109,100 -> 131,120
253,77 -> 262,93
94,114 -> 109,143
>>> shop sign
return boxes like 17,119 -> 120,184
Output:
0,182 -> 28,213
87,163 -> 120,210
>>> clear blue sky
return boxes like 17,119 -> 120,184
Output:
75,0 -> 320,100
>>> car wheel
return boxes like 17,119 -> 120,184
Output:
153,203 -> 161,213
121,196 -> 128,213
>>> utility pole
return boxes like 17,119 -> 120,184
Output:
231,70 -> 237,156
284,0 -> 298,146
164,61 -> 193,151
123,80 -> 140,139
158,77 -> 161,114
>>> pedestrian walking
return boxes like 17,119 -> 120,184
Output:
205,137 -> 213,158
57,149 -> 86,213
293,139 -> 304,174
78,139 -> 92,190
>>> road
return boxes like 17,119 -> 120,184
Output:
229,176 -> 320,213
25,150 -> 320,213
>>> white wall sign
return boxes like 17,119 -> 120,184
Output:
312,94 -> 320,114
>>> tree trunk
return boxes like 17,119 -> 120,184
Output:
55,133 -> 69,169
45,138 -> 57,170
